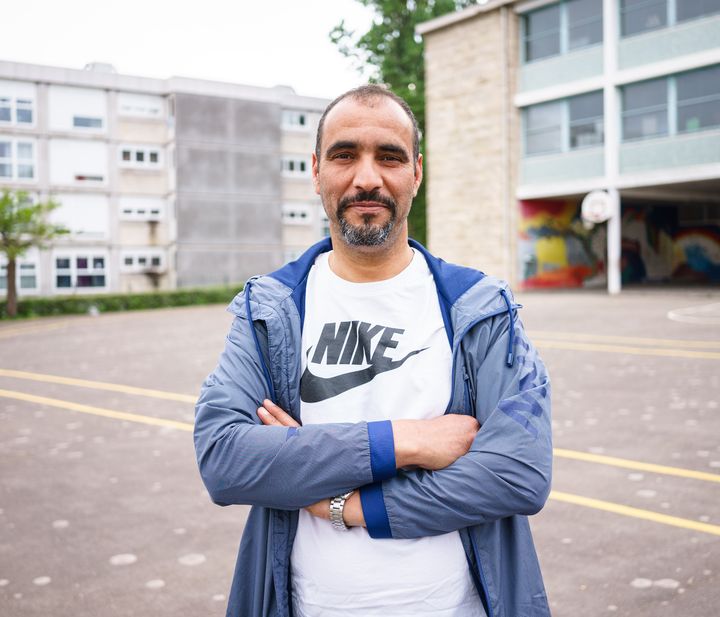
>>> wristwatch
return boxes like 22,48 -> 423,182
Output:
329,490 -> 355,531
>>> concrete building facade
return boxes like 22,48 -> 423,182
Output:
0,60 -> 328,297
419,0 -> 720,291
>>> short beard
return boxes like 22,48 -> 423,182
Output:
336,191 -> 397,247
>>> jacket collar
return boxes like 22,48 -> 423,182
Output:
267,236 -> 486,344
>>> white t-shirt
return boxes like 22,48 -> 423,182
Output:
290,250 -> 485,617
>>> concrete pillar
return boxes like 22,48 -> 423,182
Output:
603,0 -> 621,294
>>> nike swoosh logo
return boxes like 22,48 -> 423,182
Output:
300,347 -> 428,403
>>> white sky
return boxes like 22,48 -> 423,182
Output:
0,0 -> 377,99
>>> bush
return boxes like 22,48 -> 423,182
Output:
0,284 -> 244,319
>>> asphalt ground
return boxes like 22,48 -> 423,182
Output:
0,287 -> 719,617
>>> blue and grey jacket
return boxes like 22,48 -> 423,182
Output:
194,238 -> 553,617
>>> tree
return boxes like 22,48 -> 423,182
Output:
0,189 -> 68,318
331,0 -> 477,244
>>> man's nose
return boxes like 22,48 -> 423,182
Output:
353,155 -> 383,192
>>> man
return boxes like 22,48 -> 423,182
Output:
194,85 -> 552,617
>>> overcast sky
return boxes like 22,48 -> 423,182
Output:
0,0 -> 377,99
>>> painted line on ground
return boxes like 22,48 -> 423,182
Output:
533,339 -> 720,360
0,322 -> 67,339
4,369 -> 720,485
554,448 -> 720,484
530,330 -> 720,350
3,387 -> 719,537
550,491 -> 720,536
0,369 -> 197,403
0,389 -> 193,431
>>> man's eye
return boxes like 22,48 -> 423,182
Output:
381,155 -> 401,162
332,152 -> 352,159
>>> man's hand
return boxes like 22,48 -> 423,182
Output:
393,414 -> 479,470
257,399 -> 300,427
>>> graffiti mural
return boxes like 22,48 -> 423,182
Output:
519,199 -> 606,289
621,204 -> 720,284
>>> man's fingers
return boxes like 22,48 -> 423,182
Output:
258,399 -> 300,427
257,407 -> 282,426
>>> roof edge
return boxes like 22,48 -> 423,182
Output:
416,0 -> 516,36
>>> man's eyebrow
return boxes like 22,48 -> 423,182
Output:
325,140 -> 358,157
378,143 -> 409,161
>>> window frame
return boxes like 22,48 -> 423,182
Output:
0,95 -> 35,127
523,90 -> 605,156
0,138 -> 36,182
620,0 -> 720,39
118,145 -> 164,170
521,0 -> 604,64
53,252 -> 108,292
281,156 -> 311,177
119,249 -> 166,273
282,110 -> 310,131
0,256 -> 40,294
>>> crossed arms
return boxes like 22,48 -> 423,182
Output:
194,311 -> 552,539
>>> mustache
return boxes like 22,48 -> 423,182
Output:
337,191 -> 397,217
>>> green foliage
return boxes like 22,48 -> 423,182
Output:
330,0 -> 477,244
0,189 -> 68,259
0,284 -> 244,319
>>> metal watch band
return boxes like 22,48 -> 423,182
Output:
329,490 -> 355,531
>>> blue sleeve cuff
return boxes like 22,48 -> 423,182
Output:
360,482 -> 392,539
367,420 -> 396,482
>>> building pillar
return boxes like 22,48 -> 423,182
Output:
604,0 -> 621,294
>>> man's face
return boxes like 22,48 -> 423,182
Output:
312,96 -> 422,248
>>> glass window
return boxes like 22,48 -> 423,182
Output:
77,257 -> 88,269
16,99 -> 33,124
56,258 -> 70,269
149,151 -> 158,163
19,264 -> 36,289
567,0 -> 603,50
57,275 -> 72,288
622,78 -> 668,140
138,257 -> 147,266
0,97 -> 11,122
136,151 -> 145,162
525,101 -> 563,155
122,150 -> 131,161
569,91 -> 604,148
524,4 -> 561,62
621,0 -> 667,37
93,257 -> 104,269
677,65 -> 720,132
73,116 -> 103,129
151,256 -> 161,267
124,256 -> 133,266
677,0 -> 720,22
0,140 -> 10,178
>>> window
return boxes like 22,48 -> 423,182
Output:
677,0 -> 720,22
117,93 -> 163,118
0,96 -> 34,126
622,66 -> 720,140
524,91 -> 604,155
676,65 -> 720,133
73,116 -> 103,129
622,78 -> 668,140
524,4 -> 561,62
120,250 -> 165,273
621,0 -> 719,37
621,0 -> 666,36
282,110 -> 309,129
0,260 -> 38,292
282,204 -> 312,225
525,101 -> 563,155
678,203 -> 720,226
320,212 -> 330,237
523,0 -> 602,63
567,0 -> 603,50
282,157 -> 310,176
119,145 -> 163,169
0,139 -> 35,180
54,254 -> 107,289
118,197 -> 164,221
569,91 -> 604,148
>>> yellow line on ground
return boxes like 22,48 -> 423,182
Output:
534,339 -> 720,360
3,387 -> 719,536
0,322 -> 67,339
0,389 -> 194,432
531,330 -> 720,350
550,490 -> 720,536
0,369 -> 197,403
554,448 -> 720,484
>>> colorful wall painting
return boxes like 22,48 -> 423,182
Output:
518,199 -> 606,289
621,204 -> 720,284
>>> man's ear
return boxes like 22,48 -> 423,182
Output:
312,152 -> 320,195
413,153 -> 423,197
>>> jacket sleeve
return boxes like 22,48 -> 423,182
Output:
194,313 -> 396,510
359,313 -> 552,539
